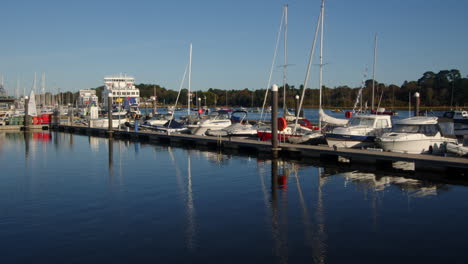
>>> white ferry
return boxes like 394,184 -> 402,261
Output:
102,75 -> 140,110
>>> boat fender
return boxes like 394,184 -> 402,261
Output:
278,117 -> 287,131
345,111 -> 352,118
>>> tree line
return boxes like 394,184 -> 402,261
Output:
58,69 -> 467,109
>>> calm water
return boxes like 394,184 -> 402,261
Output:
1,131 -> 467,263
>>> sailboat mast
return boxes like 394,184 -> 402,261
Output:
318,0 -> 325,131
33,72 -> 37,94
282,4 -> 288,116
16,76 -> 20,99
188,43 -> 192,116
371,33 -> 377,111
293,0 -> 322,133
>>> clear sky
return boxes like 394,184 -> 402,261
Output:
1,0 -> 467,94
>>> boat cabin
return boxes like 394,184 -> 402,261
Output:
347,115 -> 392,129
443,110 -> 468,120
390,116 -> 440,136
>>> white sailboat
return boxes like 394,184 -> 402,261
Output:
28,89 -> 38,117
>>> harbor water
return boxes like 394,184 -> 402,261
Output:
1,131 -> 467,263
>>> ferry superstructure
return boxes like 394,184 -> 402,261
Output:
102,75 -> 140,108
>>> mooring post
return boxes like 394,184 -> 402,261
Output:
24,96 -> 30,131
271,84 -> 280,158
414,92 -> 420,117
108,93 -> 113,138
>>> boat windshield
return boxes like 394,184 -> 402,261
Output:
209,111 -> 230,120
392,124 -> 439,136
153,114 -> 172,120
348,117 -> 374,127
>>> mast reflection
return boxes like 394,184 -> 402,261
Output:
186,152 -> 196,251
108,138 -> 114,183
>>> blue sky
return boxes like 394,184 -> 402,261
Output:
1,0 -> 467,94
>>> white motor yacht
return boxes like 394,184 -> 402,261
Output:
143,113 -> 173,126
325,114 -> 392,148
206,110 -> 257,137
441,110 -> 468,136
187,110 -> 231,136
91,113 -> 128,128
376,116 -> 457,154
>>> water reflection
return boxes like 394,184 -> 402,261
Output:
168,147 -> 198,251
2,132 -> 467,262
324,168 -> 446,197
108,138 -> 114,181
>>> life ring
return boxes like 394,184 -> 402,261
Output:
278,117 -> 287,131
345,111 -> 352,118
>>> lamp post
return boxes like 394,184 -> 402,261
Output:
204,96 -> 207,108
414,92 -> 420,117
198,97 -> 201,116
295,94 -> 300,117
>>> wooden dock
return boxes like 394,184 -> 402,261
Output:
0,125 -> 49,131
54,124 -> 468,174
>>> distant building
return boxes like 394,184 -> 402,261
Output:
0,83 -> 15,109
102,75 -> 140,108
78,89 -> 98,107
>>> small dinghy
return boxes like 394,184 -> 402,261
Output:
445,142 -> 468,157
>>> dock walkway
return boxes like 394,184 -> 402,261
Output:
54,125 -> 468,174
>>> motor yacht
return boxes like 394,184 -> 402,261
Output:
376,116 -> 457,154
206,110 -> 257,137
91,113 -> 128,128
187,110 -> 231,135
441,110 -> 468,137
143,113 -> 173,126
325,114 -> 392,148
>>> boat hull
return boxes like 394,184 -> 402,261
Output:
378,138 -> 450,154
257,131 -> 302,141
325,133 -> 375,148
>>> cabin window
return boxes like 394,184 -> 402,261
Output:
443,112 -> 454,118
349,117 -> 374,127
376,119 -> 389,128
393,124 -> 438,136
420,124 -> 439,136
